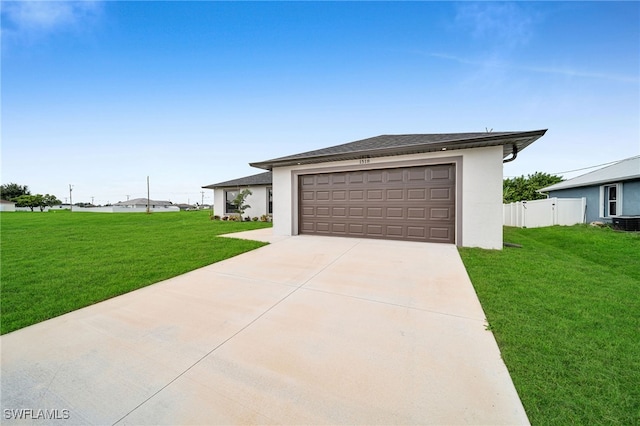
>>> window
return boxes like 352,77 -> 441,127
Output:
600,183 -> 622,218
268,188 -> 273,214
225,190 -> 238,213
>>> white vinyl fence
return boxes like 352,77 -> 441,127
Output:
503,197 -> 586,228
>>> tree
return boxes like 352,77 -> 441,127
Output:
14,194 -> 43,211
503,172 -> 563,203
231,189 -> 252,217
13,194 -> 61,211
0,183 -> 30,200
43,194 -> 62,210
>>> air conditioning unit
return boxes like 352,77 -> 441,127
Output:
612,216 -> 640,231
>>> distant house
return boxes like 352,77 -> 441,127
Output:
113,198 -> 175,209
102,198 -> 179,212
203,171 -> 272,218
539,156 -> 640,223
0,199 -> 16,212
175,203 -> 196,211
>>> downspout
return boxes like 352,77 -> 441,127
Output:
503,144 -> 518,163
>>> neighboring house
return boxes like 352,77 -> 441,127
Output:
202,171 -> 272,218
113,198 -> 175,209
539,155 -> 640,224
0,199 -> 16,212
250,130 -> 547,249
175,203 -> 196,211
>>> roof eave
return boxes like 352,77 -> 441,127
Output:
540,174 -> 640,192
250,130 -> 547,170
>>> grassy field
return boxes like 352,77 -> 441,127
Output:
0,210 -> 271,335
459,226 -> 639,425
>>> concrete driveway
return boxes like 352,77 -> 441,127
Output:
1,230 -> 529,425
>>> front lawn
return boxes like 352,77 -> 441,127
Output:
459,226 -> 639,425
0,210 -> 271,334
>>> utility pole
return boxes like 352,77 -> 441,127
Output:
69,184 -> 73,212
200,191 -> 205,209
91,196 -> 94,205
126,194 -> 130,201
146,176 -> 150,214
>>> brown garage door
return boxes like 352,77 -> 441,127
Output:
299,164 -> 455,243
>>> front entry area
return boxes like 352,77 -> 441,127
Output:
299,164 -> 456,243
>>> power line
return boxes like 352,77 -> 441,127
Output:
549,160 -> 620,176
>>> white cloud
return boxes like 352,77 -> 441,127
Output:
2,1 -> 103,40
454,2 -> 536,48
427,52 -> 638,84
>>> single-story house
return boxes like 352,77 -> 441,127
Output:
202,171 -> 272,218
250,130 -> 547,249
113,198 -> 175,209
539,155 -> 640,223
0,199 -> 16,212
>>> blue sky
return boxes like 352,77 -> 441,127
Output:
2,1 -> 638,206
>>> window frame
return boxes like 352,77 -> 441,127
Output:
599,183 -> 623,218
225,190 -> 239,214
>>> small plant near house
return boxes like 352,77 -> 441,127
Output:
259,214 -> 272,222
231,189 -> 252,217
252,217 -> 259,221
210,215 -> 221,221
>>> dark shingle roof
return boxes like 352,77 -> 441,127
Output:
202,171 -> 272,189
250,130 -> 547,170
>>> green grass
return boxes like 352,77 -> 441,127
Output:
459,226 -> 640,425
0,210 -> 271,335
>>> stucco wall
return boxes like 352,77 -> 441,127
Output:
213,185 -> 271,218
622,180 -> 640,215
272,145 -> 504,249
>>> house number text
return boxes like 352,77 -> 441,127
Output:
359,158 -> 370,164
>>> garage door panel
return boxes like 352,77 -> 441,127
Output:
407,188 -> 427,201
431,167 -> 454,180
331,223 -> 347,234
367,207 -> 383,218
332,190 -> 347,201
299,164 -> 455,244
386,170 -> 404,183
386,225 -> 404,237
331,174 -> 347,184
349,207 -> 364,218
430,188 -> 453,200
316,207 -> 330,217
349,173 -> 364,184
332,207 -> 347,217
430,226 -> 454,241
407,208 -> 426,219
429,206 -> 453,220
408,168 -> 427,181
366,189 -> 383,200
386,207 -> 404,218
387,189 -> 404,200
366,171 -> 383,183
407,226 -> 427,238
349,223 -> 365,234
349,190 -> 364,200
